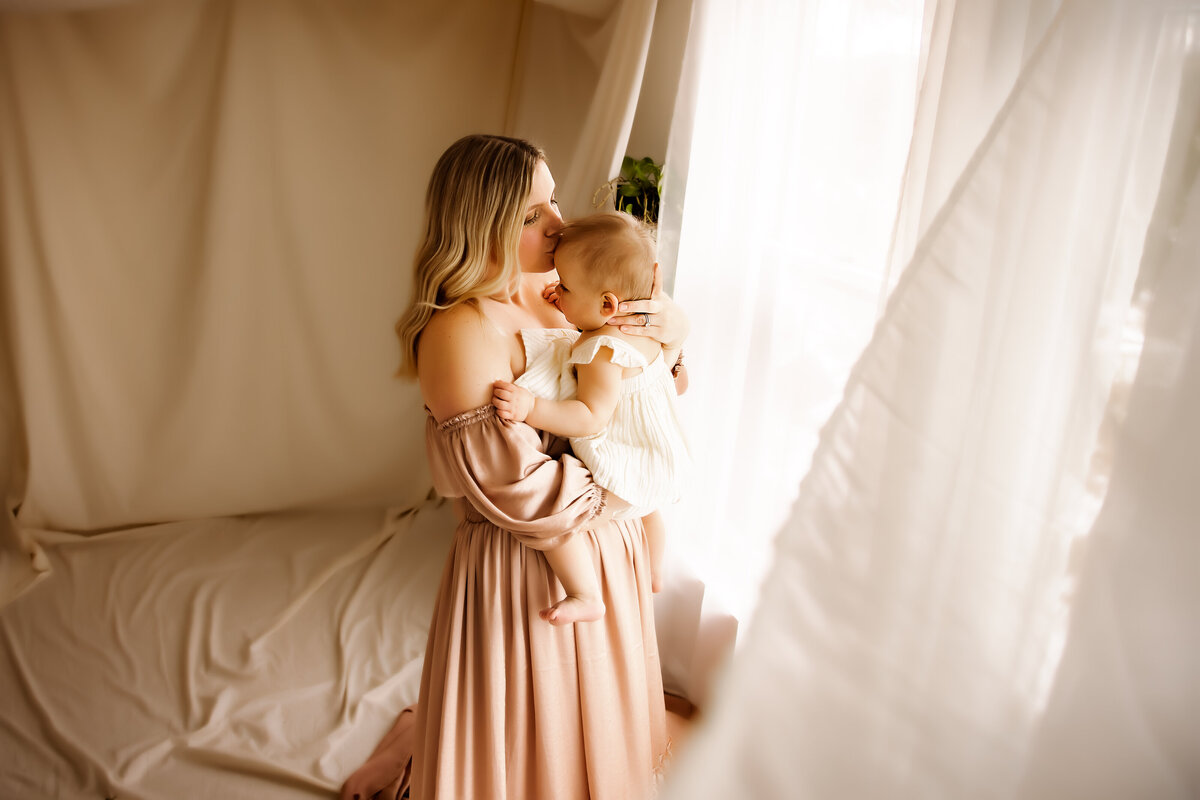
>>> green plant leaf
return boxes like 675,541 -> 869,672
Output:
602,155 -> 663,224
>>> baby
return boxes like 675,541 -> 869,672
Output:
492,211 -> 689,625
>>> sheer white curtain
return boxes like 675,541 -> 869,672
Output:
886,0 -> 1062,285
659,0 -> 926,622
663,0 -> 1199,796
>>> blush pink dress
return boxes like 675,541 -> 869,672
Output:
412,404 -> 669,799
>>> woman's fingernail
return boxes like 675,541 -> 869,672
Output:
619,303 -> 628,311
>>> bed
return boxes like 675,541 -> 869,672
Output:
1,503 -> 453,798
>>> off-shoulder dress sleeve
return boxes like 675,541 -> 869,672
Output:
425,405 -> 608,550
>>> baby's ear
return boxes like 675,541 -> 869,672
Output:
600,291 -> 621,320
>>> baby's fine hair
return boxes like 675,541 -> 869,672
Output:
556,212 -> 656,302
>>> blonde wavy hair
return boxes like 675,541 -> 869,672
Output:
394,134 -> 546,376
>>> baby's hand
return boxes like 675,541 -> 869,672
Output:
542,280 -> 563,311
492,380 -> 535,422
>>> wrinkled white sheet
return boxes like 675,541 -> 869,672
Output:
0,501 -> 454,799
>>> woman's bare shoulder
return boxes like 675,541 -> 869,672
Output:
419,302 -> 511,423
421,301 -> 488,345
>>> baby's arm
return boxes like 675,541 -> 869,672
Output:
492,347 -> 624,438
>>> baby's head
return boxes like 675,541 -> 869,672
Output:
552,211 -> 656,331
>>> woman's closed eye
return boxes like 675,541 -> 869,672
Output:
525,198 -> 558,226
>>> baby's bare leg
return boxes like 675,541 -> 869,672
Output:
642,510 -> 666,593
540,533 -> 606,625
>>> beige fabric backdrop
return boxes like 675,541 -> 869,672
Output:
0,0 -> 654,539
0,0 -> 520,532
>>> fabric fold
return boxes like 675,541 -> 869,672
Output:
425,405 -> 608,551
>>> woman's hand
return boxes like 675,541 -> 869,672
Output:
605,262 -> 689,350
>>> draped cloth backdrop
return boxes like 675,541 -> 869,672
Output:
659,0 -> 1200,796
0,0 -> 655,591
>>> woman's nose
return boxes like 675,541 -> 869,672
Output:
545,204 -> 563,235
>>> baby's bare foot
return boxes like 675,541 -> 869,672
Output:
539,595 -> 605,626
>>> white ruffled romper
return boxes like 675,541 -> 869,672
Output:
515,329 -> 690,519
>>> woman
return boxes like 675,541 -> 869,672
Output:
341,134 -> 687,800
